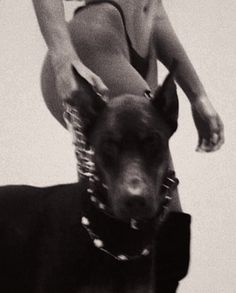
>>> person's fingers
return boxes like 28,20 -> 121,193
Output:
199,132 -> 224,153
210,133 -> 224,152
91,75 -> 109,96
197,138 -> 210,152
73,61 -> 108,96
72,61 -> 96,87
197,133 -> 224,153
196,146 -> 205,153
211,134 -> 224,152
196,135 -> 203,152
209,116 -> 225,152
217,131 -> 225,149
211,116 -> 218,131
193,100 -> 224,153
210,142 -> 222,152
198,138 -> 215,152
217,115 -> 225,145
210,132 -> 218,145
63,80 -> 80,104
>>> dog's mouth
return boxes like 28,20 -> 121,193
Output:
86,169 -> 179,225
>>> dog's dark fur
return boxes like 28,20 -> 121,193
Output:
0,73 -> 190,293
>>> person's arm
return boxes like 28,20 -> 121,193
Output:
153,0 -> 224,152
32,0 -> 75,56
32,0 -> 108,101
153,1 -> 205,103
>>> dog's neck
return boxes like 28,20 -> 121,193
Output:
79,168 -> 179,262
81,180 -> 155,261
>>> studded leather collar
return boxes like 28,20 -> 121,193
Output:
79,169 -> 179,262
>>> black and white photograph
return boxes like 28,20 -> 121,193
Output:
0,0 -> 235,292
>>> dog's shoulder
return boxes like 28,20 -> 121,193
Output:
0,182 -> 86,239
0,181 -> 92,257
0,182 -> 80,208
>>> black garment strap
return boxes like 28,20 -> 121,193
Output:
74,0 -> 150,78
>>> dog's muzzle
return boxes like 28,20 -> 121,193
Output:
79,169 -> 179,261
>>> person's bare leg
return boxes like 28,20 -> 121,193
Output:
41,4 -> 150,127
41,3 -> 182,212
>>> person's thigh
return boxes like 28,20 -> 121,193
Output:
41,4 -> 150,126
70,5 -> 153,97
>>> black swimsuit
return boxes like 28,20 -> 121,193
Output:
74,0 -> 150,79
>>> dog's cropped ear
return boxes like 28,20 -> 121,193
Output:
69,68 -> 108,134
151,62 -> 179,135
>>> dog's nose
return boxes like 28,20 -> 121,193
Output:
123,177 -> 148,216
127,177 -> 144,196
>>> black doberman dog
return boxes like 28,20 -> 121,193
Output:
0,72 -> 191,293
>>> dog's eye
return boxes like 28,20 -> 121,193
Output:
141,135 -> 164,158
142,135 -> 160,149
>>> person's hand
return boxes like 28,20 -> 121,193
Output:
191,96 -> 224,152
49,51 -> 108,103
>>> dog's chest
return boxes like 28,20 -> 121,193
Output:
77,252 -> 155,293
79,283 -> 154,293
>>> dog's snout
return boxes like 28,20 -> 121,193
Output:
127,177 -> 144,196
114,170 -> 155,220
121,177 -> 150,217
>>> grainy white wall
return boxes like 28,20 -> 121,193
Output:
0,1 -> 235,291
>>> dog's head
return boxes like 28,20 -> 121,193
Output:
73,71 -> 178,222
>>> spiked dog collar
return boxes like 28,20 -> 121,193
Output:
80,170 -> 179,261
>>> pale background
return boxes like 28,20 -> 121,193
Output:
0,0 -> 235,292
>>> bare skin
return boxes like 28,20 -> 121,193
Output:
32,0 -> 224,212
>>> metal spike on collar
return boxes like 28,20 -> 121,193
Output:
81,215 -> 152,262
81,216 -> 90,226
141,248 -> 150,256
162,184 -> 170,189
117,255 -> 128,261
93,239 -> 104,248
63,103 -> 95,179
102,183 -> 108,190
144,90 -> 154,100
130,218 -> 139,230
87,188 -> 93,194
166,177 -> 175,184
90,195 -> 97,203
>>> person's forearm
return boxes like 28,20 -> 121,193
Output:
32,0 -> 76,56
154,3 -> 207,103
